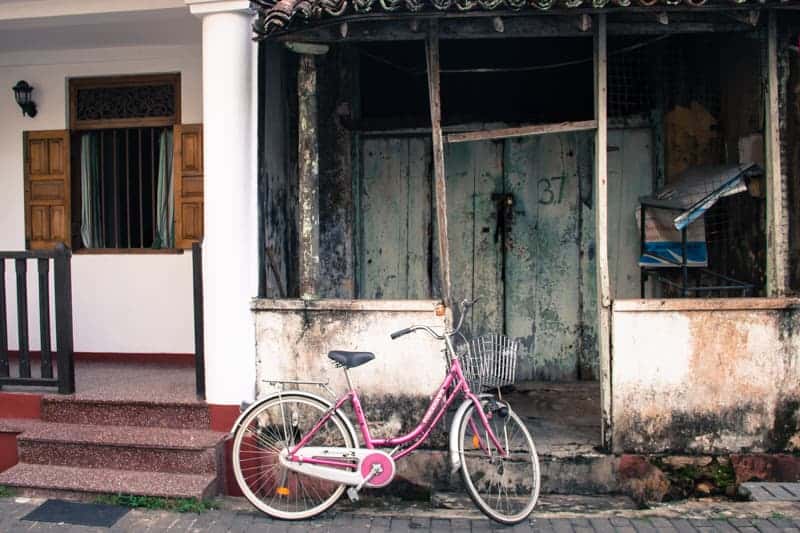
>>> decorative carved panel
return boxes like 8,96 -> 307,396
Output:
69,74 -> 181,130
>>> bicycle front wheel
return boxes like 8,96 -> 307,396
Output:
457,400 -> 540,524
232,394 -> 357,520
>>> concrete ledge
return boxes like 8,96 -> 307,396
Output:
251,298 -> 442,312
613,297 -> 800,313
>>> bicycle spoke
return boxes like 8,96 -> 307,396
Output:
459,401 -> 540,524
233,395 -> 353,520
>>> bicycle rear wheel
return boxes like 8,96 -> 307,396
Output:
232,394 -> 357,520
457,399 -> 540,524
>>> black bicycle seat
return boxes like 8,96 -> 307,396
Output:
327,351 -> 376,369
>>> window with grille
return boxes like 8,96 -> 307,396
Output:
67,74 -> 182,251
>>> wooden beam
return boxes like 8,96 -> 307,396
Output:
274,14 -> 756,43
425,25 -> 451,305
298,54 -> 320,299
765,10 -> 788,296
594,14 -> 613,452
445,119 -> 597,144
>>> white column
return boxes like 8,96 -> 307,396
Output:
188,0 -> 258,404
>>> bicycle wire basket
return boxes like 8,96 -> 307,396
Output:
461,334 -> 520,392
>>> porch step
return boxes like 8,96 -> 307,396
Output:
41,397 -> 210,430
16,422 -> 226,475
0,463 -> 217,500
539,450 -> 619,495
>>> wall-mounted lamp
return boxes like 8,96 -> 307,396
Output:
12,81 -> 37,118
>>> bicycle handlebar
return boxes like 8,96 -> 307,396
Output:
389,298 -> 480,341
390,327 -> 413,340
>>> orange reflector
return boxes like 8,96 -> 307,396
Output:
276,487 -> 290,496
435,304 -> 446,317
472,435 -> 480,449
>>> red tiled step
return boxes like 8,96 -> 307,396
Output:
0,463 -> 218,500
16,422 -> 227,475
41,397 -> 211,430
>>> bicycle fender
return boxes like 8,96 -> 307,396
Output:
448,394 -> 494,474
228,390 -> 359,446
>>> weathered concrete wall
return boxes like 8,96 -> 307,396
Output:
252,299 -> 449,441
612,298 -> 800,454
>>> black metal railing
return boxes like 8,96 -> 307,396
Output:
0,243 -> 75,394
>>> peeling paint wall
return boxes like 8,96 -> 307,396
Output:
260,43 -> 299,298
782,16 -> 800,292
252,300 -> 449,439
318,46 -> 357,299
612,299 -> 800,454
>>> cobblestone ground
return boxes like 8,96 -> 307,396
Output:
4,498 -> 800,533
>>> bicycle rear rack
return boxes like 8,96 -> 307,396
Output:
261,378 -> 338,399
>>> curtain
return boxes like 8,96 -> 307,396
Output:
80,132 -> 103,248
154,129 -> 174,249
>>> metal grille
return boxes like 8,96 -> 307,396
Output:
461,335 -> 519,392
81,127 -> 169,249
608,40 -> 654,118
660,36 -> 721,116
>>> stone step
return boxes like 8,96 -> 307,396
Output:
0,463 -> 218,500
539,451 -> 618,495
391,448 -> 619,497
41,397 -> 211,430
16,422 -> 226,475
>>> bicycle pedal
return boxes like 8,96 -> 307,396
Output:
346,488 -> 359,502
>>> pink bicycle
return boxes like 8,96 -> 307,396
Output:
231,299 -> 540,524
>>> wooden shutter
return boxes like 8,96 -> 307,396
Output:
24,130 -> 71,250
174,124 -> 204,249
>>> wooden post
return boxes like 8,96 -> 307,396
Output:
426,24 -> 452,305
766,11 -> 788,297
0,260 -> 7,379
53,243 -> 75,395
15,258 -> 30,379
298,54 -> 320,299
594,14 -> 613,451
192,242 -> 206,400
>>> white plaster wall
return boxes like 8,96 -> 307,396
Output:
611,299 -> 800,454
253,301 -> 449,399
0,44 -> 202,354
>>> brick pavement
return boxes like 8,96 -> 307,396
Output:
3,498 -> 800,533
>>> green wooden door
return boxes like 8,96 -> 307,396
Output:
359,129 -> 651,382
359,137 -> 432,299
503,132 -> 594,381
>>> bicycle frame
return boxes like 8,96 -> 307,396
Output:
287,355 -> 508,472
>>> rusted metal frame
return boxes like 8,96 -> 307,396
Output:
125,129 -> 131,248
298,54 -> 321,299
113,129 -> 119,248
138,129 -> 144,247
445,119 -> 597,144
765,10 -> 788,297
594,14 -> 612,452
425,24 -> 452,306
151,128 -> 157,244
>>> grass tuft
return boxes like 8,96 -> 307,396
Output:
93,494 -> 218,513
